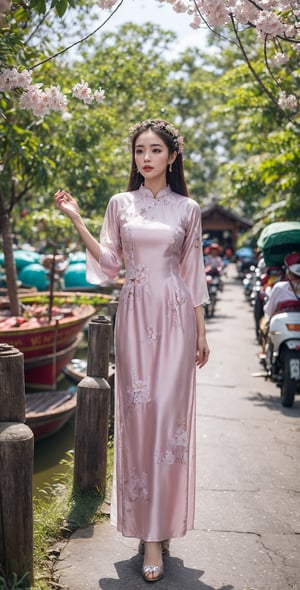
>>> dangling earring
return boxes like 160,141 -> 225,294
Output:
169,163 -> 173,173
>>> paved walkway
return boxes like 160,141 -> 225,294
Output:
56,265 -> 300,590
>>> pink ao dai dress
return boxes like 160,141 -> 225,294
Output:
86,184 -> 208,542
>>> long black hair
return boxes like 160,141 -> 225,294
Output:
127,119 -> 189,197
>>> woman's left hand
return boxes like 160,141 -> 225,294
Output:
196,335 -> 210,368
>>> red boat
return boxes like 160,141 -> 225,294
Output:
25,332 -> 82,390
0,294 -> 99,389
0,303 -> 96,359
64,358 -> 115,385
25,388 -> 77,441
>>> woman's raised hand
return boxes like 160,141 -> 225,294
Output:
54,190 -> 80,221
54,190 -> 99,259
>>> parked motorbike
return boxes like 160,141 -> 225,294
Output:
204,265 -> 223,317
255,224 -> 300,407
261,300 -> 300,407
235,247 -> 257,280
253,266 -> 285,343
242,265 -> 257,304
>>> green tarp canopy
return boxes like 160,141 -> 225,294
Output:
257,221 -> 300,266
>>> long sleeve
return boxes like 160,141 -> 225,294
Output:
179,200 -> 209,307
86,195 -> 123,285
264,281 -> 295,319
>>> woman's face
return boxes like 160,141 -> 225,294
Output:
134,129 -> 176,183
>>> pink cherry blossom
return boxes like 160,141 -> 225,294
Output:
173,1 -> 189,13
278,91 -> 298,110
1,0 -> 299,118
199,0 -> 229,27
44,86 -> 68,111
230,0 -> 260,25
72,80 -> 94,104
0,67 -> 32,90
94,87 -> 105,103
270,53 -> 289,66
18,83 -> 68,117
190,15 -> 201,29
98,0 -> 118,7
158,0 -> 300,45
254,11 -> 286,37
19,84 -> 49,117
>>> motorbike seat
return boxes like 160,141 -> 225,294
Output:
275,299 -> 300,313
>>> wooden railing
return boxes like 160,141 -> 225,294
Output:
73,315 -> 112,494
0,307 -> 115,585
0,343 -> 34,586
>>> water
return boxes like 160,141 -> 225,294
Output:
32,336 -> 88,495
32,308 -> 115,495
33,412 -> 75,494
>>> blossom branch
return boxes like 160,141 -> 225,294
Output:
229,13 -> 297,124
246,0 -> 263,12
192,0 -> 239,47
263,37 -> 280,88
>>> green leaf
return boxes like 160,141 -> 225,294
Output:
29,0 -> 47,14
52,0 -> 69,17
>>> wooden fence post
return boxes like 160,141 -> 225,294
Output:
0,344 -> 34,586
107,298 -> 118,359
73,316 -> 112,494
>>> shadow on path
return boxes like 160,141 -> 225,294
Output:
247,391 -> 300,415
99,554 -> 234,590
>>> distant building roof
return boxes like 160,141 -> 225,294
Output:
201,202 -> 253,230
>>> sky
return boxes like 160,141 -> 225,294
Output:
94,0 -> 208,54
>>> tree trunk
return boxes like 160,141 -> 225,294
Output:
0,213 -> 20,316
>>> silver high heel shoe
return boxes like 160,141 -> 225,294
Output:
142,563 -> 164,583
141,541 -> 165,583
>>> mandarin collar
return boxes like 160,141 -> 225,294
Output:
138,184 -> 172,201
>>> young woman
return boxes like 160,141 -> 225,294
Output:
55,118 -> 210,583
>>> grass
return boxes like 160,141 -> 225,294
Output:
0,573 -> 32,590
0,442 -> 114,590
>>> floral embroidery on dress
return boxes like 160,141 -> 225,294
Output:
120,249 -> 150,305
119,201 -> 137,223
126,469 -> 149,502
135,264 -> 150,286
127,370 -> 151,407
168,287 -> 186,323
145,326 -> 161,343
192,226 -> 202,248
156,420 -> 189,465
119,192 -> 171,226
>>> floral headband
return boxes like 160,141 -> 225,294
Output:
128,119 -> 184,154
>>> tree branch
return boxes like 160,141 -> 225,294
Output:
230,14 -> 298,126
7,179 -> 34,214
192,0 -> 239,48
24,10 -> 50,45
30,0 -> 125,70
263,36 -> 280,88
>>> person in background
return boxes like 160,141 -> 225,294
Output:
204,242 -> 224,270
259,252 -> 300,356
264,252 -> 300,320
